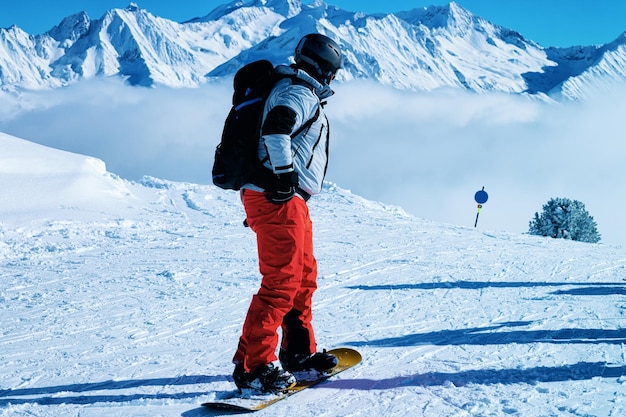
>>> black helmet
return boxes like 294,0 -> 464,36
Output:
294,33 -> 342,84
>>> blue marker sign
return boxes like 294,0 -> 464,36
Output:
474,189 -> 489,204
474,187 -> 488,227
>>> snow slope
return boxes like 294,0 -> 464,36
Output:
1,133 -> 626,416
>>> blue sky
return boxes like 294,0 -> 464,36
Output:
1,0 -> 625,47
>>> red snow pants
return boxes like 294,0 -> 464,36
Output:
233,190 -> 318,372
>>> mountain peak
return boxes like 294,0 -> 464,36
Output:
1,0 -> 625,99
47,12 -> 90,43
447,1 -> 470,14
413,1 -> 475,30
191,0 -> 302,23
254,0 -> 303,17
126,2 -> 140,12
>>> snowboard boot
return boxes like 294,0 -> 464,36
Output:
232,362 -> 296,394
279,349 -> 338,377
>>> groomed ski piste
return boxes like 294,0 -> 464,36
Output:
1,131 -> 625,416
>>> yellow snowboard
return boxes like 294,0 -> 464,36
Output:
202,348 -> 362,412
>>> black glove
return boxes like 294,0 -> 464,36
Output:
266,171 -> 298,204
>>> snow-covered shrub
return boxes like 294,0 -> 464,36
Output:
528,197 -> 601,243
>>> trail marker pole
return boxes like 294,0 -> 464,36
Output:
474,206 -> 482,227
474,187 -> 489,227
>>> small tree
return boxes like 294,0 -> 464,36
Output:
528,197 -> 601,243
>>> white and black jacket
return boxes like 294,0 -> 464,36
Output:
246,65 -> 333,198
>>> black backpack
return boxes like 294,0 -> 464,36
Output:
212,60 -> 277,191
212,60 -> 320,191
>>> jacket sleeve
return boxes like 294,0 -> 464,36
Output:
261,82 -> 316,175
261,105 -> 297,174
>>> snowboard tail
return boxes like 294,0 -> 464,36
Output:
202,347 -> 361,412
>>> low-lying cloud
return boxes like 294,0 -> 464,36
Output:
1,77 -> 624,245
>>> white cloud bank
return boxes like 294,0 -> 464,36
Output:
1,78 -> 625,246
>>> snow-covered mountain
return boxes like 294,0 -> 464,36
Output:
1,0 -> 626,99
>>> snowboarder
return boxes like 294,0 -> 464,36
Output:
232,33 -> 344,394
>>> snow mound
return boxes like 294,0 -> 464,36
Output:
0,132 -> 136,223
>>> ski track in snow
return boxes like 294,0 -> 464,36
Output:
1,174 -> 626,416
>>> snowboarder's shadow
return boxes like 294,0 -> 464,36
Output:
182,406 -> 240,416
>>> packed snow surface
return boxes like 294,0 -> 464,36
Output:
1,132 -> 625,416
